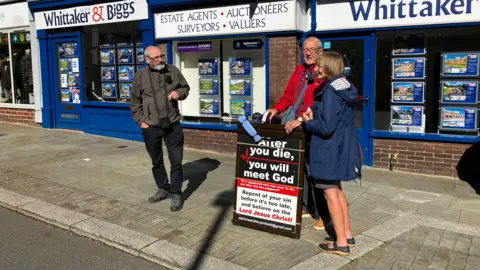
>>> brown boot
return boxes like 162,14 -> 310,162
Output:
302,210 -> 310,218
314,219 -> 325,230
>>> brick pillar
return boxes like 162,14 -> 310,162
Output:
268,36 -> 301,108
0,108 -> 36,125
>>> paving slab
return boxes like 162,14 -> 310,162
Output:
1,123 -> 480,269
0,186 -> 37,210
72,217 -> 159,256
17,200 -> 91,230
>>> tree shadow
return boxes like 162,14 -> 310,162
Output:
188,189 -> 234,270
183,158 -> 221,200
456,142 -> 480,195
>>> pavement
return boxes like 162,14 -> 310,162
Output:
0,206 -> 166,270
0,122 -> 479,270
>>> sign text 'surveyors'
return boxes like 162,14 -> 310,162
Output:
35,0 -> 148,30
317,0 -> 480,31
154,1 -> 296,38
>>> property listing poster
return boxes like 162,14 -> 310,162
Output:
392,57 -> 425,79
61,89 -> 80,103
58,43 -> 78,58
118,48 -> 134,65
118,66 -> 135,82
234,134 -> 303,234
391,106 -> 423,127
71,89 -> 80,104
200,98 -> 220,115
100,49 -> 115,65
199,79 -> 219,95
120,83 -> 132,99
230,79 -> 252,96
230,58 -> 252,76
101,66 -> 116,81
440,107 -> 477,131
59,59 -> 71,73
231,99 -> 252,117
67,73 -> 79,87
61,89 -> 70,103
442,52 -> 480,76
441,81 -> 478,104
392,34 -> 425,56
136,47 -> 145,65
102,83 -> 117,99
198,58 -> 220,76
391,82 -> 424,103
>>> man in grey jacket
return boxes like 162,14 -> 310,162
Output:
130,46 -> 190,212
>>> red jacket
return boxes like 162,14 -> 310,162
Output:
273,65 -> 327,118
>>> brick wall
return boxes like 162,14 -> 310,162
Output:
0,108 -> 35,125
268,36 -> 301,108
183,128 -> 236,154
373,139 -> 471,178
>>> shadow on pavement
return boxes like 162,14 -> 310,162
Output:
188,190 -> 234,270
183,158 -> 221,199
456,142 -> 480,195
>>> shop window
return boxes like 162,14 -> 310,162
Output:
375,27 -> 480,136
0,31 -> 33,105
83,22 -> 143,103
173,38 -> 266,122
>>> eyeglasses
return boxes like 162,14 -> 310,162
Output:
303,48 -> 323,54
147,54 -> 166,61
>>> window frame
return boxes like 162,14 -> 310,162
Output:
0,27 -> 35,109
369,28 -> 480,144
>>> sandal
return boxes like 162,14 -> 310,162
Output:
325,236 -> 356,247
319,242 -> 350,256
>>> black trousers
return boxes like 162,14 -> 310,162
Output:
303,133 -> 330,220
141,123 -> 184,193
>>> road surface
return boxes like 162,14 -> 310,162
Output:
0,206 -> 167,270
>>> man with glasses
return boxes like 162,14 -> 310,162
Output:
130,46 -> 190,212
265,37 -> 330,230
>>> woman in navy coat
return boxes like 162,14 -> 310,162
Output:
302,51 -> 362,256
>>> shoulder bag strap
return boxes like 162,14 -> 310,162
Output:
291,80 -> 310,114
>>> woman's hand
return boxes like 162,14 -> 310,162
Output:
302,108 -> 313,122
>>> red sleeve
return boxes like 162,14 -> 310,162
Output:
272,66 -> 301,113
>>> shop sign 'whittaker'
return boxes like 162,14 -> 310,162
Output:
35,0 -> 148,30
317,0 -> 480,31
154,0 -> 297,38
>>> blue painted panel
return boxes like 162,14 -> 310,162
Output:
371,131 -> 480,144
83,107 -> 140,134
180,122 -> 238,131
265,36 -> 270,110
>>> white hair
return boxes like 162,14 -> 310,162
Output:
303,37 -> 322,49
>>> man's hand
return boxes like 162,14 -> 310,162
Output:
140,122 -> 149,129
168,91 -> 180,100
265,108 -> 278,121
285,119 -> 302,134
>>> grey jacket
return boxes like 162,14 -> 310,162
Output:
130,65 -> 190,127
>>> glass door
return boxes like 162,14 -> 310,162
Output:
321,36 -> 372,165
50,35 -> 84,130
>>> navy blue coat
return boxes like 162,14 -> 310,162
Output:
305,75 -> 362,181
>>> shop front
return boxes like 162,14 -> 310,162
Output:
315,0 -> 480,177
29,0 -> 151,140
0,1 -> 42,125
151,0 -> 310,152
30,0 -> 311,151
